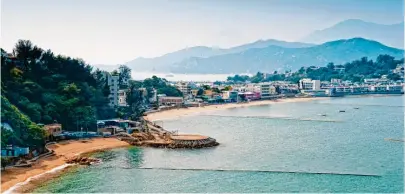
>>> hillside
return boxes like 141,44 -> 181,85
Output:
168,38 -> 404,74
124,39 -> 315,72
1,40 -> 115,133
301,19 -> 404,49
1,95 -> 45,148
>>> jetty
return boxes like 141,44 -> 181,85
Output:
115,119 -> 219,149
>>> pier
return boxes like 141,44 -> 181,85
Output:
115,119 -> 219,149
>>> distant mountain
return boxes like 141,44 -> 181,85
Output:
125,39 -> 315,72
169,38 -> 404,74
301,19 -> 404,49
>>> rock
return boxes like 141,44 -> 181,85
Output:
65,156 -> 100,165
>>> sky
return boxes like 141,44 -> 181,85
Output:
1,0 -> 404,65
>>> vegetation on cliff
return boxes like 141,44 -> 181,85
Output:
1,40 -> 115,133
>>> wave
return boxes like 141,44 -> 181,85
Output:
3,163 -> 74,194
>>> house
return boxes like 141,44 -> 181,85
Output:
299,79 -> 320,90
221,91 -> 238,102
105,73 -> 120,107
158,96 -> 184,106
118,89 -> 128,107
331,79 -> 342,84
1,145 -> 29,157
203,89 -> 213,97
175,82 -> 191,97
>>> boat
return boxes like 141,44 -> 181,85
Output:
318,114 -> 327,116
339,110 -> 345,112
354,107 -> 359,109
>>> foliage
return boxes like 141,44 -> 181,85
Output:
123,82 -> 146,120
142,76 -> 182,97
1,96 -> 45,148
227,54 -> 404,83
196,88 -> 204,96
118,65 -> 131,88
226,74 -> 250,83
1,40 -> 114,133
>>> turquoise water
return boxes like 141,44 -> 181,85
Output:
35,95 -> 404,193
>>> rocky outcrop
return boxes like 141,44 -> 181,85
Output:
169,137 -> 219,148
65,156 -> 100,165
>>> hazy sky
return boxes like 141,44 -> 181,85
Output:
1,0 -> 404,64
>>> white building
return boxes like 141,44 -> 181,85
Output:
106,73 -> 120,107
149,88 -> 157,103
175,82 -> 191,97
299,79 -> 320,90
118,89 -> 128,107
259,83 -> 272,99
331,79 -> 342,84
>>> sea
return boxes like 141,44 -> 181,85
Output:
34,95 -> 404,193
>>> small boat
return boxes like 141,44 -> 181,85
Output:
339,110 -> 345,112
318,114 -> 327,117
354,107 -> 359,109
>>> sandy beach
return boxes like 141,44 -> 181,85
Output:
145,97 -> 318,121
1,138 -> 130,193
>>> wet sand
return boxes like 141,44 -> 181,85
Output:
1,138 -> 129,193
145,98 -> 318,121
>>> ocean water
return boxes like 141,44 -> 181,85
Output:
34,95 -> 404,193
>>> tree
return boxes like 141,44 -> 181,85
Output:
118,65 -> 131,87
387,73 -> 401,81
202,85 -> 211,90
197,88 -> 204,96
2,40 -> 114,133
125,83 -> 145,120
223,86 -> 232,91
213,81 -> 222,85
327,62 -> 335,70
212,87 -> 221,93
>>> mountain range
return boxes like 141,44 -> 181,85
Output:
301,19 -> 404,49
125,39 -> 315,73
95,19 -> 404,74
167,38 -> 404,74
124,38 -> 403,74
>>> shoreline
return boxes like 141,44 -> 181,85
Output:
144,97 -> 320,121
4,94 -> 399,192
1,138 -> 130,193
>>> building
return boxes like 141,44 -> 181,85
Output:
175,82 -> 191,97
149,88 -> 157,103
191,89 -> 200,97
364,79 -> 379,85
370,85 -> 388,92
203,89 -> 213,97
158,96 -> 184,106
387,85 -> 404,93
118,89 -> 128,107
221,91 -> 238,102
259,83 -> 271,99
106,73 -> 120,107
331,79 -> 342,84
334,67 -> 345,73
299,79 -> 321,90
